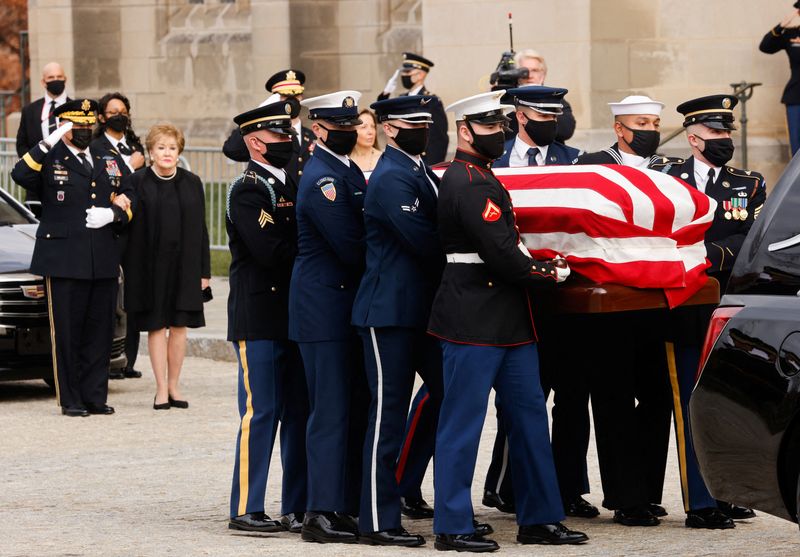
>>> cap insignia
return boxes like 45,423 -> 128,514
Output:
285,103 -> 292,114
722,98 -> 732,109
343,96 -> 355,108
81,99 -> 91,111
286,70 -> 296,81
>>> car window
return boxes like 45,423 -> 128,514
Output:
729,156 -> 800,295
0,192 -> 32,226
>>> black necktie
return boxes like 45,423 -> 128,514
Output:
527,147 -> 540,166
78,152 -> 92,174
706,168 -> 715,189
48,101 -> 57,134
117,142 -> 132,156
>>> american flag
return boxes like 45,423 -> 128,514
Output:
490,164 -> 717,308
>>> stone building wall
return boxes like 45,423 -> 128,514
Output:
19,0 -> 797,181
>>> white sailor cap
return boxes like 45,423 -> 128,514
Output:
608,95 -> 664,117
445,91 -> 515,124
301,90 -> 362,125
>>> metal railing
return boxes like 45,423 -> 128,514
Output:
0,138 -> 243,250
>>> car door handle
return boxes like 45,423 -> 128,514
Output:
768,233 -> 800,252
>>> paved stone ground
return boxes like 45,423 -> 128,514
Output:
2,355 -> 799,556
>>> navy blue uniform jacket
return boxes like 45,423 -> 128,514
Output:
493,137 -> 580,168
11,141 -> 133,279
289,146 -> 367,342
352,145 -> 443,329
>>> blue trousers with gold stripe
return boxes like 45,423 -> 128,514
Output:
666,341 -> 716,511
434,341 -> 563,534
230,339 -> 308,518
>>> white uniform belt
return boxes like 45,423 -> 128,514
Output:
446,252 -> 484,264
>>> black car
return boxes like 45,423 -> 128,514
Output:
690,154 -> 800,526
0,188 -> 127,387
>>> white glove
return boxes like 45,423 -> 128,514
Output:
43,121 -> 73,149
383,69 -> 400,95
85,207 -> 115,229
552,257 -> 571,283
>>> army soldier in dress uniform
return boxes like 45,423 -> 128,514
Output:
226,95 -> 309,534
651,94 -> 765,529
223,69 -> 315,184
484,85 -> 594,521
350,95 -> 445,547
428,91 -> 587,552
11,99 -> 134,417
378,53 -> 449,165
572,95 -> 674,527
494,86 -> 580,168
289,90 -> 367,544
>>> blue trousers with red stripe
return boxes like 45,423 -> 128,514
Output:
434,341 -> 563,534
396,384 -> 438,501
358,327 -> 442,533
230,339 -> 308,518
667,341 -> 717,511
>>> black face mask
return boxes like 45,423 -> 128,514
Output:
256,138 -> 294,168
523,117 -> 558,147
401,75 -> 415,90
320,124 -> 358,156
70,128 -> 93,150
106,114 -> 129,133
46,80 -> 65,96
700,137 -> 735,167
390,125 -> 429,156
620,123 -> 660,158
467,123 -> 506,160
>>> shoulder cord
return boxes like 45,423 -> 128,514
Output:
226,172 -> 277,223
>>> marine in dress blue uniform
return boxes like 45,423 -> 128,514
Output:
428,91 -> 587,552
650,94 -> 765,529
349,96 -> 444,546
11,99 -> 134,417
225,97 -> 310,534
289,90 -> 368,544
482,85 -> 594,519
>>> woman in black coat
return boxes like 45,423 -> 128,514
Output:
122,124 -> 210,410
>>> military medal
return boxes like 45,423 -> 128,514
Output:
739,197 -> 748,220
723,200 -> 732,220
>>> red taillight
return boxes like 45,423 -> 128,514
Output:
696,306 -> 743,381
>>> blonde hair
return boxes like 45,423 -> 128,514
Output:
514,49 -> 548,73
145,123 -> 185,154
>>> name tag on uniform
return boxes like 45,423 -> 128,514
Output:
276,195 -> 294,208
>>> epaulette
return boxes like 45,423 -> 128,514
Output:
226,170 -> 277,223
725,166 -> 764,181
649,156 -> 684,173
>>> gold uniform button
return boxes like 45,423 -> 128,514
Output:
298,157 -> 302,162
271,286 -> 277,292
91,193 -> 96,199
488,281 -> 493,287
340,285 -> 345,289
91,181 -> 96,186
298,170 -> 303,176
46,233 -> 51,238
285,217 -> 290,222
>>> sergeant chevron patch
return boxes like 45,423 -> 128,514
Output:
258,209 -> 274,228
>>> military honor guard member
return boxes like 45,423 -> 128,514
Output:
223,69 -> 315,183
494,86 -> 579,167
289,90 -> 368,544
572,95 -> 674,527
11,99 -> 134,417
225,95 -> 310,534
427,90 -> 587,552
651,94 -> 765,528
350,95 -> 445,546
378,52 -> 449,165
485,87 -> 596,519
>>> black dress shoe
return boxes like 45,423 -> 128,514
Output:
359,527 -> 425,547
61,406 -> 89,417
434,533 -> 499,552
481,490 -> 515,514
401,496 -> 434,519
686,508 -> 735,529
613,506 -> 660,527
564,496 -> 600,518
301,512 -> 358,543
334,512 -> 359,534
123,367 -> 143,378
473,519 -> 493,537
716,500 -> 756,520
281,512 -> 304,533
153,397 -> 170,410
518,522 -> 589,545
229,512 -> 283,533
86,404 -> 115,415
109,369 -> 125,380
168,396 -> 189,409
648,503 -> 668,517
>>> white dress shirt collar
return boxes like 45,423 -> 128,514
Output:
693,157 -> 720,194
65,143 -> 93,166
510,136 -> 549,167
252,159 -> 286,184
